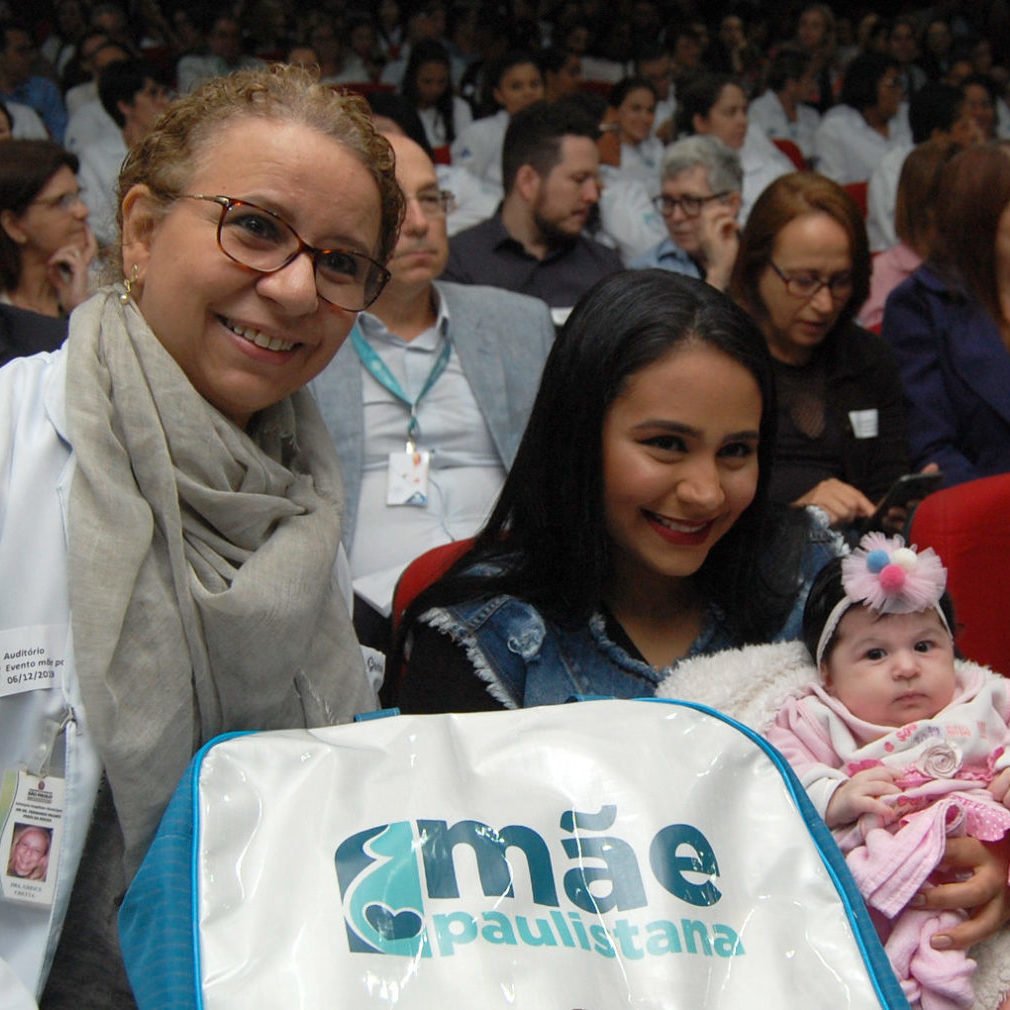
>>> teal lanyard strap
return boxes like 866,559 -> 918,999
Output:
351,323 -> 452,447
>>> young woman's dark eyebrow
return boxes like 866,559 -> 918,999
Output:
631,420 -> 759,441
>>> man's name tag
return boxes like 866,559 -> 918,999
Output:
0,625 -> 66,699
386,450 -> 431,507
848,409 -> 879,439
0,768 -> 65,907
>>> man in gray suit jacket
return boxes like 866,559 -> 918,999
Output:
311,133 -> 554,649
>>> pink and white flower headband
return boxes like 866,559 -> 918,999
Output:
815,532 -> 952,666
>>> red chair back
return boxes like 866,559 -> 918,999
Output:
842,181 -> 869,217
772,137 -> 806,170
391,538 -> 476,633
909,473 -> 1010,673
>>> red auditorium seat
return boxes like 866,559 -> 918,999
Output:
390,538 -> 476,634
772,137 -> 807,170
909,473 -> 1010,673
842,181 -> 869,217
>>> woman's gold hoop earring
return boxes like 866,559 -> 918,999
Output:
120,263 -> 140,304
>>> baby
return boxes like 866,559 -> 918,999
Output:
767,532 -> 1010,1010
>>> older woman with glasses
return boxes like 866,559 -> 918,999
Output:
0,65 -> 401,1008
629,134 -> 742,292
730,171 -> 913,535
0,140 -> 97,317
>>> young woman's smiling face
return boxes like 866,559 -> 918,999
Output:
601,342 -> 761,595
122,117 -> 382,428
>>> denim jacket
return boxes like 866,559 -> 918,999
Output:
421,510 -> 843,708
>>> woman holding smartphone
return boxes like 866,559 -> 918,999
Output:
730,171 -> 917,535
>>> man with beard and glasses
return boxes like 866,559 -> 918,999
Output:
443,100 -> 622,324
311,133 -> 554,657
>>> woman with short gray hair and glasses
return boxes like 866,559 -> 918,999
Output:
629,134 -> 743,291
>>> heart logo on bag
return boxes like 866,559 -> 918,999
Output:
364,902 -> 424,940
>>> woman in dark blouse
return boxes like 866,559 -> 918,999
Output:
729,171 -> 911,535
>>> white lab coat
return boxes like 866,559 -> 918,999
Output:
0,333 -> 379,1007
866,142 -> 911,252
748,89 -> 820,159
740,121 -> 794,223
0,350 -> 103,1006
450,109 -> 509,188
813,104 -> 912,184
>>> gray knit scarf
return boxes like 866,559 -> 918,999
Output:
65,288 -> 375,876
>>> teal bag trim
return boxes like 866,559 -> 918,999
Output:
119,731 -> 253,1010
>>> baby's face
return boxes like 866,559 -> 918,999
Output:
821,607 -> 956,727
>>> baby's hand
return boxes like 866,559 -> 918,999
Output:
825,766 -> 900,829
988,767 -> 1010,810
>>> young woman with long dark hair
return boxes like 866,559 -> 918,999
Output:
392,270 -> 841,711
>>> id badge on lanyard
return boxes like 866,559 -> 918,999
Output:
0,624 -> 69,908
0,769 -> 65,908
387,441 -> 431,506
352,325 -> 450,509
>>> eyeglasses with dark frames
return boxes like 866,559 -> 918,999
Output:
768,260 -> 854,300
180,194 -> 391,311
652,191 -> 730,218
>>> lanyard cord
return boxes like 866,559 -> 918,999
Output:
351,324 -> 452,448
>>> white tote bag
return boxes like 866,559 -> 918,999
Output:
120,698 -> 908,1009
